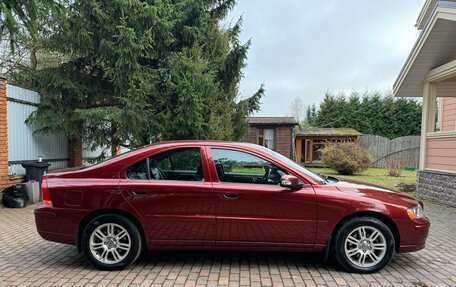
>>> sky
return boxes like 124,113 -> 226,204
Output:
226,0 -> 424,117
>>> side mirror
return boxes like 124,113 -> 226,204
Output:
280,175 -> 304,190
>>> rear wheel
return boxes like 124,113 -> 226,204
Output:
334,217 -> 395,273
81,214 -> 142,270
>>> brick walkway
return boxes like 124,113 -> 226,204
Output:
1,200 -> 456,287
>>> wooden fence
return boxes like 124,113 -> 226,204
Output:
357,135 -> 420,169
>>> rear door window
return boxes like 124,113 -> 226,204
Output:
126,148 -> 204,181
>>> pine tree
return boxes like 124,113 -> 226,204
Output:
15,0 -> 264,158
0,0 -> 66,73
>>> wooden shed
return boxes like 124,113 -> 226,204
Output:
295,127 -> 361,166
242,117 -> 298,159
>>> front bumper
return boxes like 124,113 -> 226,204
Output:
395,216 -> 430,253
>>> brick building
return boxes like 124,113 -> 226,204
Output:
0,77 -> 8,190
242,117 -> 298,159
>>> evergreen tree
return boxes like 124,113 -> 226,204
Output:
312,91 -> 421,138
14,0 -> 264,157
310,103 -> 317,124
0,0 -> 66,73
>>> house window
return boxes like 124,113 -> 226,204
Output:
258,128 -> 274,149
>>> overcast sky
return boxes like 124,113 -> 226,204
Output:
227,0 -> 424,116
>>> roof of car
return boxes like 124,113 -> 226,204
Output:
118,140 -> 261,155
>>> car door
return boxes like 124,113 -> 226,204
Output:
207,146 -> 317,247
119,146 -> 216,246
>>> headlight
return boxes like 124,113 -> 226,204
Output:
407,204 -> 424,220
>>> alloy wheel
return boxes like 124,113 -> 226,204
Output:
89,223 -> 131,264
344,226 -> 387,268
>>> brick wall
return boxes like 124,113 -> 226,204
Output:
275,126 -> 293,158
417,169 -> 456,207
0,77 -> 9,190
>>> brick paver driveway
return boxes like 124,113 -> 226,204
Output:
1,199 -> 455,287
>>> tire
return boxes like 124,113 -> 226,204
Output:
334,217 -> 395,273
81,214 -> 143,270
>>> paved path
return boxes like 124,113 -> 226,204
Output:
0,199 -> 455,287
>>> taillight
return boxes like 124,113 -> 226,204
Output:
42,176 -> 52,207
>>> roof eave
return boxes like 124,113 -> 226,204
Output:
416,0 -> 434,29
394,5 -> 456,97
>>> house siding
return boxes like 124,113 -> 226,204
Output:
243,127 -> 258,145
426,136 -> 456,172
441,97 -> 456,132
275,126 -> 293,158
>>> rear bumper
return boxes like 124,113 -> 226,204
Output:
35,204 -> 89,245
395,216 -> 430,253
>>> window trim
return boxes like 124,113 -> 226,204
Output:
145,157 -> 151,180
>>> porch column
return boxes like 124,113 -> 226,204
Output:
419,82 -> 437,170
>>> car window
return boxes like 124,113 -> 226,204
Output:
255,145 -> 326,184
211,148 -> 286,185
126,159 -> 149,180
127,148 -> 204,181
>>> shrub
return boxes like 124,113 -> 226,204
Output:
319,142 -> 372,175
385,151 -> 413,177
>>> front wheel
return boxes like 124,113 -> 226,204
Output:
334,217 -> 395,273
81,214 -> 143,270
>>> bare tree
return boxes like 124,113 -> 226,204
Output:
288,97 -> 304,124
0,36 -> 30,74
385,150 -> 413,177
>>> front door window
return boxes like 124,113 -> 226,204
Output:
211,148 -> 286,185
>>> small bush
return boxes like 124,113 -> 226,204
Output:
319,142 -> 372,175
385,151 -> 413,177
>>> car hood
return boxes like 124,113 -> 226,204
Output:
329,178 -> 419,208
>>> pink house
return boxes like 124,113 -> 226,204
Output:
394,0 -> 456,206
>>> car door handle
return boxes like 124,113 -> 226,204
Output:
223,193 -> 239,199
132,191 -> 147,196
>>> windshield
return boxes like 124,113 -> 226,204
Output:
255,145 -> 327,184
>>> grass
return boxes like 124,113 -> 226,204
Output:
231,167 -> 264,174
308,167 -> 417,192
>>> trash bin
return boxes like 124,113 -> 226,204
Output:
25,181 -> 41,203
21,161 -> 51,187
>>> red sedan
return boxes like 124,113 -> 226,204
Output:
35,141 -> 429,273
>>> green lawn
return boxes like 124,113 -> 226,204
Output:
231,167 -> 264,174
308,167 -> 417,192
